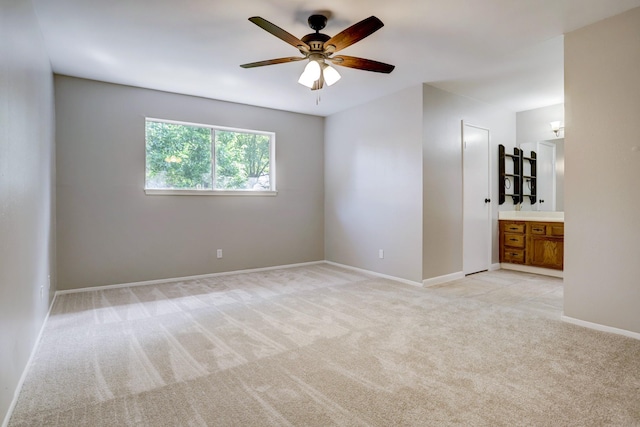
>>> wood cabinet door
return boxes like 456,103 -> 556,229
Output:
528,235 -> 564,269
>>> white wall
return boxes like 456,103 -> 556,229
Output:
0,0 -> 56,422
324,86 -> 423,283
422,84 -> 516,279
516,103 -> 565,211
55,76 -> 324,290
564,6 -> 640,334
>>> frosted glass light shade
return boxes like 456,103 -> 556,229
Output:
550,121 -> 564,136
298,60 -> 321,88
323,64 -> 341,86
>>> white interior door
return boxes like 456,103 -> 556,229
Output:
463,123 -> 491,275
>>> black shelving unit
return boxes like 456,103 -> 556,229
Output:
499,144 -> 522,204
499,145 -> 537,205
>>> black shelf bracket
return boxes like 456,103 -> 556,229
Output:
523,151 -> 537,204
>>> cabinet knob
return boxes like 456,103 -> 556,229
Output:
484,198 -> 491,203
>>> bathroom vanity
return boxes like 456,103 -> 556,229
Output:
499,211 -> 564,274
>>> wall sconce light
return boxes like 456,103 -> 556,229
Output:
550,121 -> 564,137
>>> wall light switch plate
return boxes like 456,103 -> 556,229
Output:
379,249 -> 384,259
216,249 -> 223,259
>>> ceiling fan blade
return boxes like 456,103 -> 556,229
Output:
324,16 -> 384,53
248,17 -> 310,53
240,57 -> 305,68
330,55 -> 395,73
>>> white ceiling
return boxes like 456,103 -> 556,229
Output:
32,0 -> 640,117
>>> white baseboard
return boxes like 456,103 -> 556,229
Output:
324,261 -> 423,287
422,264 -> 499,287
55,260 -> 426,296
56,261 -> 326,295
422,271 -> 465,287
561,315 -> 640,341
2,295 -> 57,427
500,263 -> 563,278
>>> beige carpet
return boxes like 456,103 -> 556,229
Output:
8,264 -> 640,426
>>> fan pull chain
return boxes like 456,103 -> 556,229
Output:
316,92 -> 321,105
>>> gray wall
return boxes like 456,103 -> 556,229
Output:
324,86 -> 424,283
422,84 -> 516,280
516,103 -> 565,211
324,84 -> 516,284
55,76 -> 324,290
0,0 -> 56,422
564,6 -> 640,334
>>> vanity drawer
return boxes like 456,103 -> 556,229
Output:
527,223 -> 564,236
549,224 -> 564,236
528,224 -> 547,235
503,233 -> 525,248
503,248 -> 525,264
503,223 -> 525,233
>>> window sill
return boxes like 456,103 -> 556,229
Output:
145,189 -> 277,196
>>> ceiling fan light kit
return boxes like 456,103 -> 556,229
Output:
297,54 -> 341,88
240,13 -> 395,91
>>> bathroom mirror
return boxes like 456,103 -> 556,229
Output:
518,138 -> 564,212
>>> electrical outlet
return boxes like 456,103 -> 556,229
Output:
216,249 -> 223,259
379,249 -> 384,259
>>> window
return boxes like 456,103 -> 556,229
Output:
145,119 -> 275,194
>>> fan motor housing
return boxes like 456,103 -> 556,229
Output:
302,33 -> 330,51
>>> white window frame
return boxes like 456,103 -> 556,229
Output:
144,118 -> 277,196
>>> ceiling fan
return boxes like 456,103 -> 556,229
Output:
240,14 -> 395,90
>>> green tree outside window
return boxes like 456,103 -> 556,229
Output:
145,120 -> 273,191
215,131 -> 270,190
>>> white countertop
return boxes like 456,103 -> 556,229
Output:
498,211 -> 564,222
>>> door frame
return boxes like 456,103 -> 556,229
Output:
461,121 -> 492,275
